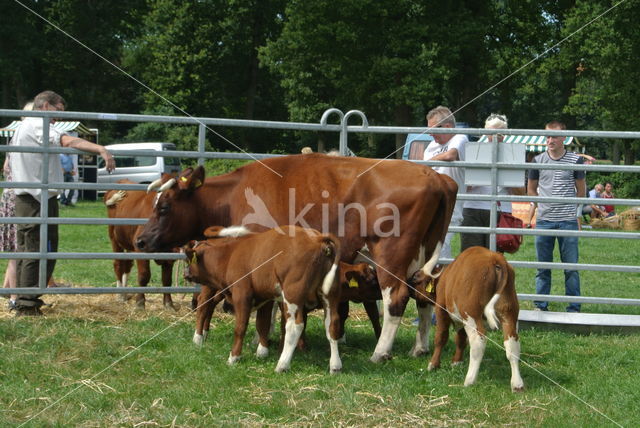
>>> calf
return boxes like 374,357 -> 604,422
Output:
192,261 -> 380,350
427,246 -> 524,392
104,180 -> 176,310
338,262 -> 381,338
184,225 -> 343,373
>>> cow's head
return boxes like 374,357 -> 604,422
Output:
183,240 -> 208,284
342,263 -> 380,301
406,266 -> 442,306
136,166 -> 206,252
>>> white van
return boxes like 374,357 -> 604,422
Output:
97,142 -> 181,184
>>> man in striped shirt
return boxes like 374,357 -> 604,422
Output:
527,120 -> 586,312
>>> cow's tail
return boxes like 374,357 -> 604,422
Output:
319,236 -> 341,296
203,225 -> 252,239
421,185 -> 453,278
483,256 -> 514,330
104,190 -> 127,207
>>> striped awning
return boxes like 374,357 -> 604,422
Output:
477,135 -> 574,152
0,120 -> 96,138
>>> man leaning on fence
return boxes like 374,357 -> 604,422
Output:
527,120 -> 586,313
423,105 -> 467,259
9,90 -> 116,316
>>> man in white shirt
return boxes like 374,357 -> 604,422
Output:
10,90 -> 116,316
423,105 -> 467,259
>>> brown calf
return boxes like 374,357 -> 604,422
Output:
184,225 -> 343,373
193,260 -> 380,350
427,246 -> 524,392
338,262 -> 381,339
104,181 -> 176,309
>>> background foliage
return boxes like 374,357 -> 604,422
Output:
1,0 -> 639,163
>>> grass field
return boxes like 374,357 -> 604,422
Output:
1,201 -> 639,426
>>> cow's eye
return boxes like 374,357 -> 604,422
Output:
158,203 -> 170,216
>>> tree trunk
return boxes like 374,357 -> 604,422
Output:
623,140 -> 635,165
394,103 -> 412,159
612,140 -> 621,165
317,134 -> 326,154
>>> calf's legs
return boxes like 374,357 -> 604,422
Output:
462,318 -> 486,387
275,298 -> 304,373
255,301 -> 274,358
228,290 -> 252,365
502,317 -> 525,392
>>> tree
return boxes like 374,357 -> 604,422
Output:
563,0 -> 640,164
123,0 -> 287,152
0,0 -> 147,118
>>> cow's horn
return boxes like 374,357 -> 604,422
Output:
158,178 -> 177,192
147,178 -> 163,193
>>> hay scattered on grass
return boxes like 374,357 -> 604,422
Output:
0,288 -> 230,324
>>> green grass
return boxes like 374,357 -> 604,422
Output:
0,201 -> 639,426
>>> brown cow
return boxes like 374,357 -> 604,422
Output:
104,180 -> 176,310
426,246 -> 524,392
191,261 -> 380,350
183,225 -> 343,373
136,154 -> 457,362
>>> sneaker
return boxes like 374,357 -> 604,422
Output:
8,299 -> 17,311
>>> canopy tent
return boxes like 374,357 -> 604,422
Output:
477,135 -> 575,152
0,120 -> 96,138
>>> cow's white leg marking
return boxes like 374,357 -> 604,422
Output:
275,298 -> 303,373
505,336 -> 525,392
463,317 -> 486,387
227,353 -> 241,365
322,296 -> 342,374
193,331 -> 204,346
193,332 -> 204,346
371,287 -> 401,363
410,304 -> 433,357
256,343 -> 269,359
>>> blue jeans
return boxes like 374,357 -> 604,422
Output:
534,219 -> 581,312
61,171 -> 74,204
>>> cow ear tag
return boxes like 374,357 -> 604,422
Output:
348,278 -> 359,288
426,280 -> 434,293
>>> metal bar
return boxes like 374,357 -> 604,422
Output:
0,286 -> 200,296
197,123 -> 206,166
517,294 -> 640,306
0,252 -> 184,260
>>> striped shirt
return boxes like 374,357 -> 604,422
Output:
528,151 -> 585,222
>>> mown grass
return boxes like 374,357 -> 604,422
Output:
0,201 -> 639,426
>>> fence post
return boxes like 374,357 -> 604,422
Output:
341,110 -> 368,156
197,123 -> 206,166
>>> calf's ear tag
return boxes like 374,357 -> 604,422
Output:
348,278 -> 359,288
426,280 -> 434,293
189,251 -> 197,265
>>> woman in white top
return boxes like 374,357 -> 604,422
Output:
460,114 -> 513,251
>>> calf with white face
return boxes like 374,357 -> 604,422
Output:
184,225 -> 343,373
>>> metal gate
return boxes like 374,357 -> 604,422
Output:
0,108 -> 639,321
